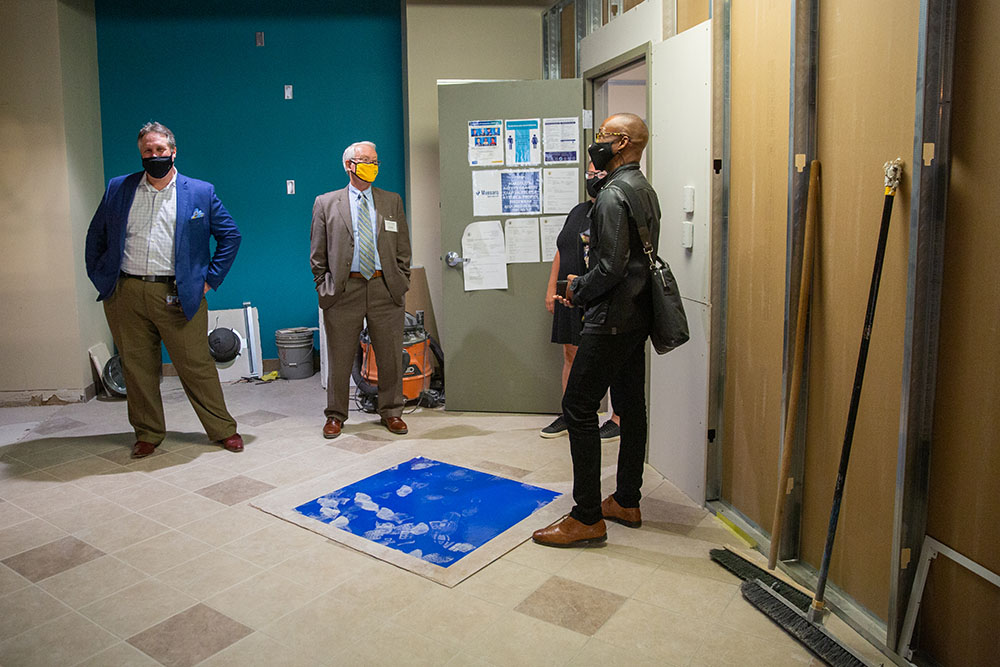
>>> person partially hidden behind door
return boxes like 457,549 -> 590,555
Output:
541,162 -> 621,442
311,141 -> 412,439
533,113 -> 660,547
84,121 -> 244,459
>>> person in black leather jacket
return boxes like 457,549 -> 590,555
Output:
534,113 -> 660,547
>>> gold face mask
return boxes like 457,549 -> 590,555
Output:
353,161 -> 379,183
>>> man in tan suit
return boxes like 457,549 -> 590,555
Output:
310,141 -> 411,438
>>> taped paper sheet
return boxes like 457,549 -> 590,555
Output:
543,116 -> 580,164
504,119 -> 541,166
468,119 -> 504,166
462,221 -> 508,291
540,215 -> 565,262
542,167 -> 579,214
504,218 -> 540,264
472,170 -> 502,217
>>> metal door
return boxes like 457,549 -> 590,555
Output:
437,79 -> 584,412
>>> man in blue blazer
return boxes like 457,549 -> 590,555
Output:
85,122 -> 244,458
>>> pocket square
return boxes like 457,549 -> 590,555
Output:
191,208 -> 205,219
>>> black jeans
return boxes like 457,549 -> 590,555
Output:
562,328 -> 648,525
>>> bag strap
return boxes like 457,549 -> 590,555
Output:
608,176 -> 658,270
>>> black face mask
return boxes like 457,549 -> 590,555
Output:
142,155 -> 174,179
586,172 -> 609,199
587,140 -> 617,171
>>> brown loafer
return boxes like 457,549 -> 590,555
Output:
219,433 -> 244,453
532,516 -> 607,548
131,440 -> 158,459
601,495 -> 642,528
380,416 -> 408,435
323,417 -> 342,439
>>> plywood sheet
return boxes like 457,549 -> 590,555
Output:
720,0 -> 790,530
918,0 -> 1000,662
798,0 -> 919,620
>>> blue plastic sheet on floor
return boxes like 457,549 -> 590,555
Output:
294,456 -> 560,567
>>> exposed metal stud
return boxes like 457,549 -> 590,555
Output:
890,0 -> 957,651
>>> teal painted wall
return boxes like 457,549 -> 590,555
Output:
94,0 -> 405,359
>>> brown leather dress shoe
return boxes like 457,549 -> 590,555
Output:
131,441 -> 157,459
532,516 -> 607,548
219,433 -> 244,452
380,416 -> 408,435
323,417 -> 342,439
601,495 -> 642,528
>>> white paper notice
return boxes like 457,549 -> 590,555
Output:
504,119 -> 541,166
543,117 -> 580,164
461,221 -> 508,291
471,170 -> 502,217
504,218 -> 540,263
468,119 -> 504,166
540,215 -> 565,262
542,167 -> 580,214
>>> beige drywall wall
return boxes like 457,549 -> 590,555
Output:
404,2 -> 544,327
0,0 -> 108,400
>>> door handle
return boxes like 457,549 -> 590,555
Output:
444,251 -> 469,268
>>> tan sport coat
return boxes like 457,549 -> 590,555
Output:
309,186 -> 411,309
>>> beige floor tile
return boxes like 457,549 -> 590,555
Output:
127,603 -> 253,667
556,547 -> 660,597
70,469 -> 149,497
243,458 -> 325,487
570,637 -> 684,667
0,469 -> 65,499
0,517 -> 67,559
196,474 -> 276,506
258,590 -> 382,664
392,583 -> 505,648
456,557 -> 553,608
38,554 -> 148,609
177,503 -> 273,547
594,598 -> 707,664
0,584 -> 72,640
42,454 -> 123,481
219,520 -> 327,567
198,631 -> 323,667
443,652 -> 494,667
156,548 -> 263,598
207,448 -> 284,475
8,443 -> 92,470
138,491 -> 228,528
461,607 -> 588,666
515,575 -> 627,636
74,511 -> 169,553
0,610 -> 118,667
329,561 -> 440,617
689,627 -> 814,666
156,461 -> 239,491
126,450 -> 204,476
115,529 -> 213,575
8,481 -> 99,516
0,499 -> 33,530
341,620 -> 458,666
0,562 -> 30,596
632,565 -> 739,621
658,552 -> 748,585
74,640 -> 163,666
2,535 -> 104,582
502,537 -> 582,574
104,476 -> 187,509
205,569 -> 318,629
41,495 -> 132,533
267,541 -> 371,593
79,578 -> 196,638
716,589 -> 805,647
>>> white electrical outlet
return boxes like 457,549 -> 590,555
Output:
284,85 -> 293,100
286,180 -> 295,195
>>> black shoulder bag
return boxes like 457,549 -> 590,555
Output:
612,179 -> 690,355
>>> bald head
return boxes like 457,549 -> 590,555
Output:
597,113 -> 648,167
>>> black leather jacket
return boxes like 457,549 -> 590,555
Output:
570,163 -> 661,335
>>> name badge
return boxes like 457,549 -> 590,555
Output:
384,219 -> 398,233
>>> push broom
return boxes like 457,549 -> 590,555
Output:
740,158 -> 904,667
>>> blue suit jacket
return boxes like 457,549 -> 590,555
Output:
85,171 -> 241,321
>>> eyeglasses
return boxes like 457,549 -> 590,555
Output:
595,129 -> 629,142
351,159 -> 380,166
585,170 -> 607,179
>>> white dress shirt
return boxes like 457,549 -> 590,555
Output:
121,172 -> 178,276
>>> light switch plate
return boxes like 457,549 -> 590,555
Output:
286,180 -> 295,195
284,85 -> 293,100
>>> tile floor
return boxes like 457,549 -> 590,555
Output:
0,375 -> 890,666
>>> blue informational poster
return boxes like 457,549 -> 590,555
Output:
294,457 -> 561,568
504,119 -> 541,166
500,169 -> 542,215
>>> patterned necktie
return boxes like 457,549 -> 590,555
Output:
357,192 -> 376,279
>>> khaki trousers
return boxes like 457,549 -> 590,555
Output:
322,274 -> 405,423
104,276 -> 237,444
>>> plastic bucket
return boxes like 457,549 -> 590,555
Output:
275,327 -> 315,379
